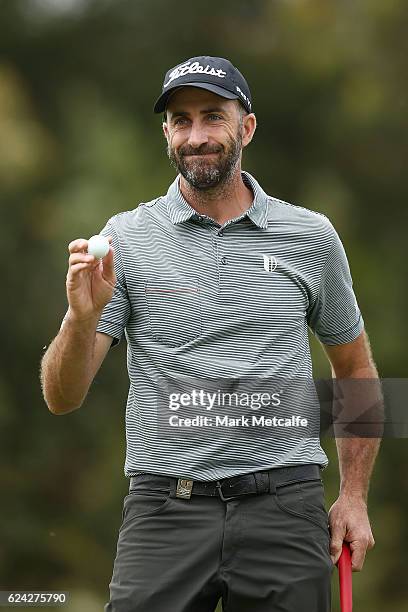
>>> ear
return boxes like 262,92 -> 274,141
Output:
242,113 -> 257,148
163,121 -> 169,140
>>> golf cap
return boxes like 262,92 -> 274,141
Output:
153,55 -> 253,114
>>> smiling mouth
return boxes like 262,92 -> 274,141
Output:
184,152 -> 219,157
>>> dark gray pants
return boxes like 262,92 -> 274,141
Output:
105,470 -> 334,611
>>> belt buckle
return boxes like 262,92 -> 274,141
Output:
176,478 -> 193,499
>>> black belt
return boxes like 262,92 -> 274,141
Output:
129,464 -> 322,502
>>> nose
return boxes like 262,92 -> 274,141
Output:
187,121 -> 209,148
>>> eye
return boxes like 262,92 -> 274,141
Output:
208,114 -> 222,121
174,117 -> 189,126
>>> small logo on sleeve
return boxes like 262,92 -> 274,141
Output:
263,255 -> 278,272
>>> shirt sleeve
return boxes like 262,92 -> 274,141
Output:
307,223 -> 364,345
94,216 -> 131,348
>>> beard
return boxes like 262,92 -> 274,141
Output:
167,126 -> 243,190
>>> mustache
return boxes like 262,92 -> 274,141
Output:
179,145 -> 223,156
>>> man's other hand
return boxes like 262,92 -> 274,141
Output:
328,494 -> 375,571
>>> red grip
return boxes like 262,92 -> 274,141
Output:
337,542 -> 353,612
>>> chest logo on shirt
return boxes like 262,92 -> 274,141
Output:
262,254 -> 278,272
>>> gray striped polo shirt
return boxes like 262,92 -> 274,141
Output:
67,171 -> 364,481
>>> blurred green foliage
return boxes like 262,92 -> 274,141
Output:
0,0 -> 407,610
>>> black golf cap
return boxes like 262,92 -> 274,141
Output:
153,56 -> 252,114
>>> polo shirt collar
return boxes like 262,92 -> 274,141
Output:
166,171 -> 269,230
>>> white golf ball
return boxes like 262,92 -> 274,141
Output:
87,235 -> 110,259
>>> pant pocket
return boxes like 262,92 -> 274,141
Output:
120,489 -> 172,531
299,479 -> 330,531
274,479 -> 329,535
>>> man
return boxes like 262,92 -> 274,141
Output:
40,56 -> 380,611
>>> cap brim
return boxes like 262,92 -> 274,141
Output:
153,82 -> 239,114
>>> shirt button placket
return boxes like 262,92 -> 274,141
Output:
209,226 -> 227,293
217,228 -> 228,272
